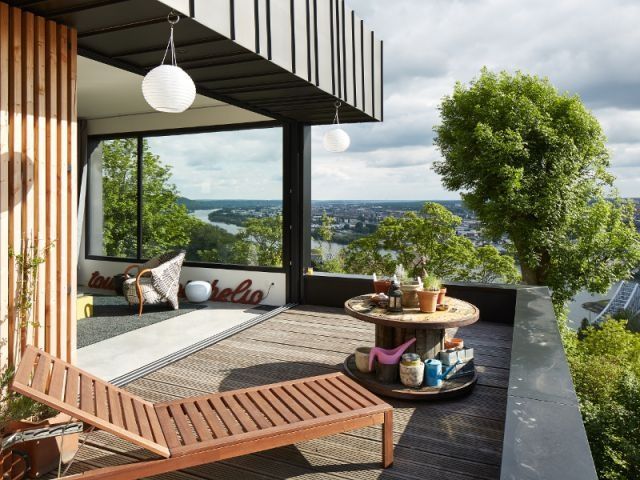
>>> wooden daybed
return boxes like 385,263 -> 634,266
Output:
11,346 -> 394,480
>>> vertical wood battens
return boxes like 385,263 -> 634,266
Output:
22,12 -> 35,350
56,24 -> 68,361
67,28 -> 77,362
34,16 -> 46,350
0,3 -> 10,369
9,7 -> 23,366
45,19 -> 58,358
0,5 -> 77,368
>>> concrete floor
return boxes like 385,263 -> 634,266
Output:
76,302 -> 265,381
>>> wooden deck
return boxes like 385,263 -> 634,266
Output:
58,305 -> 512,480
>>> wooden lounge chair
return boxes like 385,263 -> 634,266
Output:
11,346 -> 394,479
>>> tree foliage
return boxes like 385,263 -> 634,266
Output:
433,69 -> 640,308
315,211 -> 344,273
567,320 -> 640,479
341,202 -> 520,283
232,215 -> 283,267
100,139 -> 138,257
101,139 -> 194,258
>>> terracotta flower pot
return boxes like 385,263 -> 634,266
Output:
400,282 -> 420,308
417,289 -> 439,313
2,413 -> 79,478
437,287 -> 447,305
373,279 -> 391,294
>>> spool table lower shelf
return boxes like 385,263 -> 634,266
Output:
343,354 -> 477,400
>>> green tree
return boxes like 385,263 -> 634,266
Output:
342,202 -> 519,283
433,69 -> 640,308
231,215 -> 283,267
315,211 -> 344,272
101,139 -> 195,258
185,222 -> 236,263
100,139 -> 138,257
566,320 -> 640,479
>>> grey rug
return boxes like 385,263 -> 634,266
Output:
78,295 -> 206,349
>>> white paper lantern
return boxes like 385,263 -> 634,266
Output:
323,128 -> 351,153
142,64 -> 196,113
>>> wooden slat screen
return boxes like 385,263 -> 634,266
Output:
0,2 -> 77,368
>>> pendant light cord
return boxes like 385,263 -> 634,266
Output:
161,12 -> 180,66
333,101 -> 342,125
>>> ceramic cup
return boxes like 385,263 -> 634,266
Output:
355,347 -> 373,373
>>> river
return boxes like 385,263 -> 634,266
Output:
190,210 -> 245,235
566,281 -> 622,329
191,209 -> 345,253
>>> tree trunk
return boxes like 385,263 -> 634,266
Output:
513,240 -> 550,286
520,263 -> 542,285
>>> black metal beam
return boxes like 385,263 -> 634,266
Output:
112,37 -> 226,59
77,16 -> 167,38
46,0 -> 131,18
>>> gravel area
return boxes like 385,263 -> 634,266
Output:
77,295 -> 205,349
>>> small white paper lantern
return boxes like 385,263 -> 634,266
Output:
323,101 -> 351,153
323,128 -> 351,153
142,64 -> 196,113
141,13 -> 196,113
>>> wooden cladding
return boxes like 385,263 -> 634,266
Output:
0,3 -> 77,368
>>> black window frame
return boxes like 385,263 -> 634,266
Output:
85,121 -> 287,274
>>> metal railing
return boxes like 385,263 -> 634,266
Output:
594,280 -> 640,323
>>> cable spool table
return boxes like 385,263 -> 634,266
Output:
343,294 -> 480,400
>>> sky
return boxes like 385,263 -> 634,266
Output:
165,0 -> 640,201
147,128 -> 283,200
312,0 -> 640,200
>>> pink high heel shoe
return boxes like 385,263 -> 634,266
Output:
368,337 -> 417,371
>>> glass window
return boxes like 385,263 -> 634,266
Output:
87,138 -> 138,258
141,128 -> 283,267
87,127 -> 284,269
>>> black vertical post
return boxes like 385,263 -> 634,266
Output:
283,122 -> 311,303
136,136 -> 143,260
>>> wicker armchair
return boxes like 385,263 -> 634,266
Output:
122,250 -> 186,316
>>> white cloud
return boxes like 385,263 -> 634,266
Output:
310,0 -> 640,199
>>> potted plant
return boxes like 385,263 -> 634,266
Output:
1,238 -> 78,478
400,278 -> 421,308
417,274 -> 441,313
438,284 -> 447,304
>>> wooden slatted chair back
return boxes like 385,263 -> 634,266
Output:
10,346 -> 170,458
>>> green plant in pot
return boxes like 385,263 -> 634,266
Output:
417,274 -> 441,313
1,238 -> 77,478
398,266 -> 420,308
